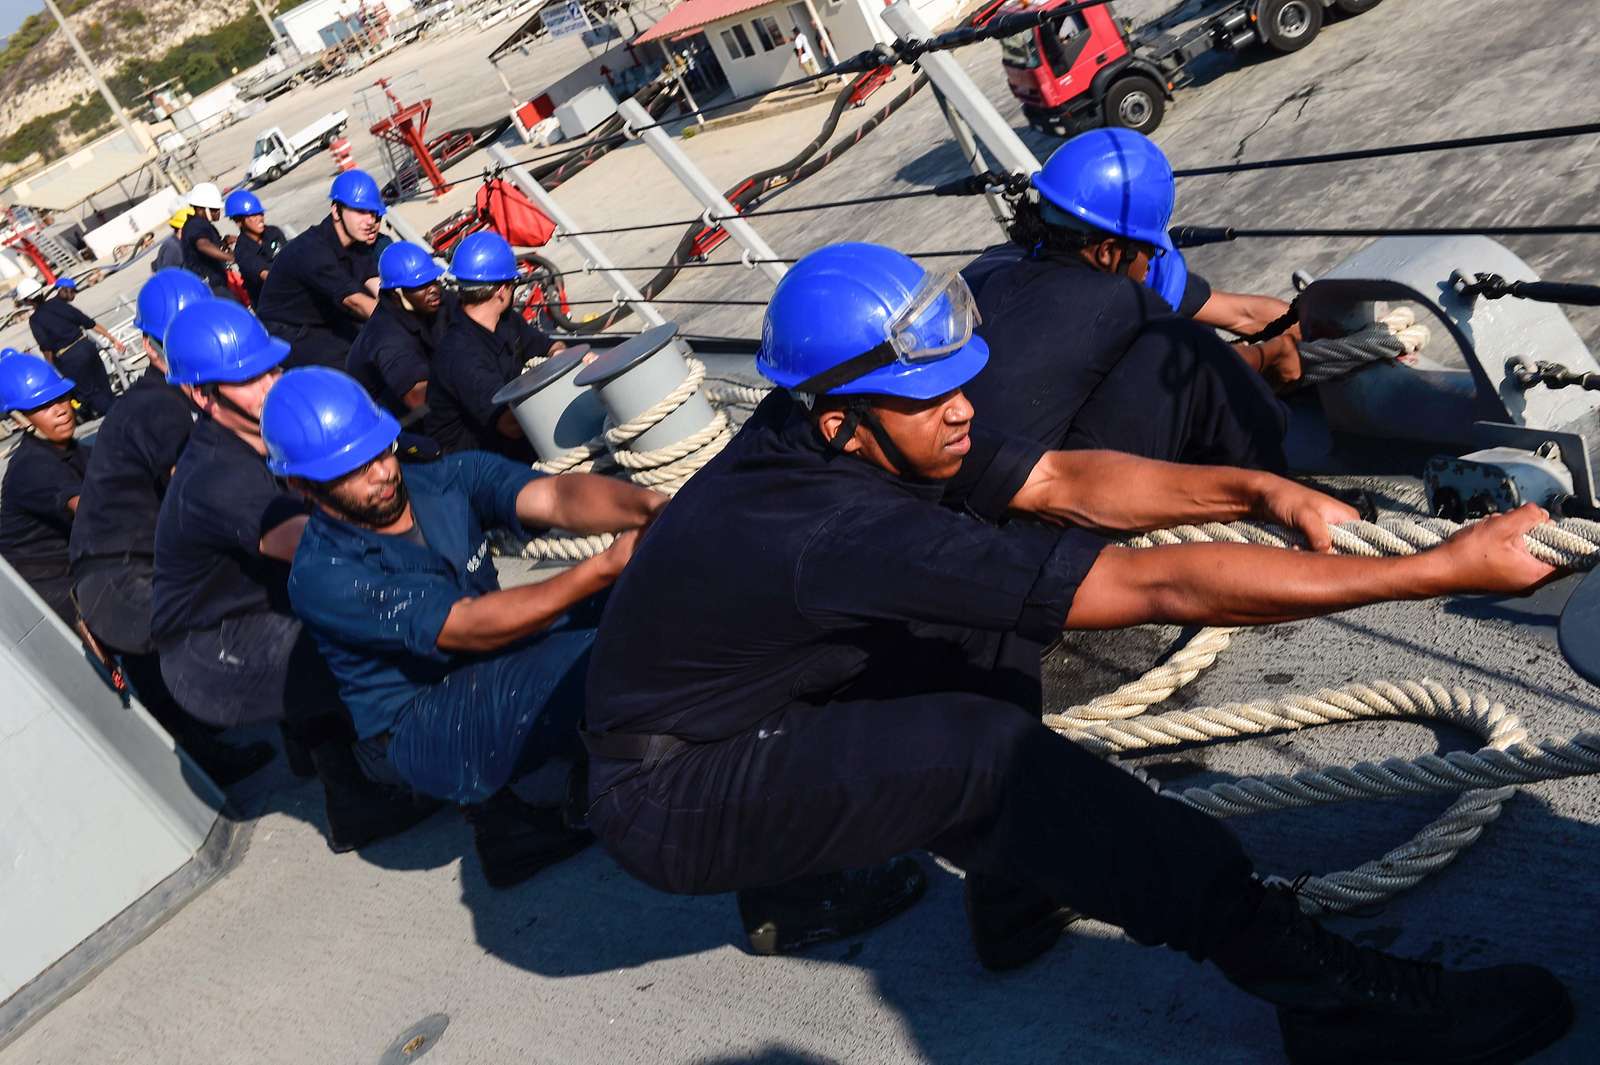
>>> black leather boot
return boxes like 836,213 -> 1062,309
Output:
1212,885 -> 1572,1064
312,741 -> 441,854
964,872 -> 1079,972
739,856 -> 928,956
465,790 -> 592,889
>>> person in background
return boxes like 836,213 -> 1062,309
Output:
346,241 -> 452,421
152,207 -> 193,274
21,276 -> 123,420
225,189 -> 288,307
180,182 -> 241,301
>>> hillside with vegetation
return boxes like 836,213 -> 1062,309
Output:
0,0 -> 278,164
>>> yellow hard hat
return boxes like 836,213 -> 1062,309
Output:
168,206 -> 194,229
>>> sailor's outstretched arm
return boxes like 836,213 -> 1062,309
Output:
1064,504 -> 1558,630
1009,450 -> 1357,550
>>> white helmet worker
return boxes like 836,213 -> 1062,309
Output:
14,275 -> 44,301
187,182 -> 224,211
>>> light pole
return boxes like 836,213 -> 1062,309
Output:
41,0 -> 142,148
249,0 -> 293,56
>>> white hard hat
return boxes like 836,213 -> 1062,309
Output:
14,275 -> 43,300
187,182 -> 224,210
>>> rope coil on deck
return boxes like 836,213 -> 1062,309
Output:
1047,516 -> 1600,914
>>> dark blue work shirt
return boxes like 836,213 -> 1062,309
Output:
151,417 -> 310,642
180,214 -> 229,289
1179,269 -> 1213,319
69,370 -> 194,563
424,307 -> 551,460
961,244 -> 1286,470
255,215 -> 379,369
28,296 -> 95,355
586,393 -> 1105,743
288,451 -> 545,739
346,294 -> 451,418
234,225 -> 287,305
152,235 -> 185,273
0,432 -> 88,569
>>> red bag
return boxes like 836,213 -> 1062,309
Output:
475,179 -> 556,248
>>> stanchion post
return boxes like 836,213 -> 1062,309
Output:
615,97 -> 787,285
879,0 -> 1041,178
486,143 -> 671,328
930,86 -> 1014,237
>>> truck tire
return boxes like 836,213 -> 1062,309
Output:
1334,0 -> 1382,13
266,164 -> 284,183
322,129 -> 338,149
1257,0 -> 1322,52
1102,76 -> 1165,135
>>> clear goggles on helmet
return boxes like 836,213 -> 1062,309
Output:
793,270 -> 981,395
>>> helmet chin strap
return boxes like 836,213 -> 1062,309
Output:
205,383 -> 260,427
825,396 -> 917,478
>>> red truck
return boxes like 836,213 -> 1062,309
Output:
997,0 -> 1384,137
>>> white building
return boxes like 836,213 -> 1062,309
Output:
635,0 -> 963,99
275,0 -> 417,58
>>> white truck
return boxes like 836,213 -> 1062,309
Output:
247,110 -> 350,184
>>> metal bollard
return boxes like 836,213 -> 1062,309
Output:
491,345 -> 605,462
574,323 -> 716,453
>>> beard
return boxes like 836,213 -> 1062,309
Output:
319,475 -> 410,528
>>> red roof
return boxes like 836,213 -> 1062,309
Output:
635,0 -> 784,44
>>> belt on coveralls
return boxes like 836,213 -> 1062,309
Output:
579,728 -> 687,770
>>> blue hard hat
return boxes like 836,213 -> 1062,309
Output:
329,169 -> 387,216
379,241 -> 446,290
224,188 -> 264,218
1033,128 -> 1175,251
135,268 -> 212,341
54,277 -> 78,291
757,242 -> 988,400
0,352 -> 74,412
262,366 -> 400,481
164,300 -> 289,386
450,231 -> 519,284
1144,245 -> 1188,313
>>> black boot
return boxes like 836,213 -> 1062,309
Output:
278,723 -> 317,779
465,790 -> 592,889
180,729 -> 278,788
312,741 -> 442,854
964,873 -> 1079,972
1212,885 -> 1572,1065
738,856 -> 928,957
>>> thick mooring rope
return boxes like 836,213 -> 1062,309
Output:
1047,516 -> 1600,913
1292,307 -> 1431,386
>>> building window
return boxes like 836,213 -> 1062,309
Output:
721,24 -> 755,59
751,16 -> 787,51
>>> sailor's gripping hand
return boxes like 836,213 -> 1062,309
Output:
1253,479 -> 1360,553
1433,504 -> 1561,596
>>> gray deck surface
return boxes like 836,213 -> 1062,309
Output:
5,1 -> 1600,1062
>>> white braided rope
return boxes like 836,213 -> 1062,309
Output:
1293,308 -> 1432,386
1048,516 -> 1600,913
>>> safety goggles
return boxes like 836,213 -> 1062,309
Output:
793,271 -> 980,395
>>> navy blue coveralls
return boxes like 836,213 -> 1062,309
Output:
346,293 -> 453,420
585,394 -> 1255,959
180,214 -> 234,299
150,416 -> 332,728
255,216 -> 378,371
289,452 -> 593,804
423,308 -> 551,461
70,369 -> 195,715
27,295 -> 118,419
234,226 -> 288,306
960,246 -> 1286,471
0,432 -> 88,624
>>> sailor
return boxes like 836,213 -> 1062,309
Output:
581,244 -> 1571,1063
69,269 -> 275,786
424,231 -> 560,459
22,275 -> 123,420
255,170 -> 384,371
152,207 -> 193,274
961,129 -> 1293,469
179,182 -> 241,301
224,189 -> 288,306
0,353 -> 88,625
346,241 -> 452,420
151,300 -> 434,845
264,367 -> 660,885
